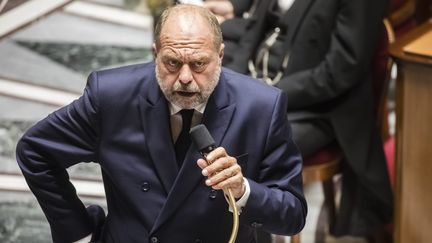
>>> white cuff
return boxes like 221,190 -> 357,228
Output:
225,178 -> 250,214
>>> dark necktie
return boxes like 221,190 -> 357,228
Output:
175,109 -> 194,167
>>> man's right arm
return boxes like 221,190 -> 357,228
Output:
16,72 -> 101,243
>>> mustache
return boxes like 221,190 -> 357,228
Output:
172,81 -> 200,92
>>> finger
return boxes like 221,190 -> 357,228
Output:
204,154 -> 234,176
212,172 -> 243,190
215,15 -> 226,24
206,163 -> 241,186
205,147 -> 227,163
197,158 -> 208,170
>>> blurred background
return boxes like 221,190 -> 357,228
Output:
0,0 -> 431,243
0,1 -> 153,242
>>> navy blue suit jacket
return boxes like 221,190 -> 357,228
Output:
16,62 -> 306,243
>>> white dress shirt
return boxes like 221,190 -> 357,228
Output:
278,0 -> 295,12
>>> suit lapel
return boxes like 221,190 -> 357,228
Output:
150,71 -> 236,233
138,71 -> 179,194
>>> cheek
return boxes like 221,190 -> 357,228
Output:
192,73 -> 211,89
194,66 -> 219,87
157,64 -> 177,83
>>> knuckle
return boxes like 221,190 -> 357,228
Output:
224,158 -> 232,167
218,147 -> 226,154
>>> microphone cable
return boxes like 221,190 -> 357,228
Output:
202,155 -> 239,243
190,124 -> 239,243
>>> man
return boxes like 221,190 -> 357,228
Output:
16,4 -> 306,243
225,0 -> 393,239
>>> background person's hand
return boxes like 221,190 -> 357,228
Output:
204,0 -> 234,23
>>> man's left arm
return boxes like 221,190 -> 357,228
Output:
197,91 -> 307,235
241,90 -> 307,235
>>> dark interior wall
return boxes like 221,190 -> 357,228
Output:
415,0 -> 432,23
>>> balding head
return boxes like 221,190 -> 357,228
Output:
154,4 -> 223,51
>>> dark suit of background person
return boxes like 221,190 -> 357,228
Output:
224,0 -> 394,238
16,62 -> 307,242
218,0 -> 258,65
199,0 -> 263,65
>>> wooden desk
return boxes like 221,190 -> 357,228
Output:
390,19 -> 432,243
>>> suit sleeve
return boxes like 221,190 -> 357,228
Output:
276,0 -> 385,110
241,91 -> 307,235
16,72 -> 101,243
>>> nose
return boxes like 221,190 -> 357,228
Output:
178,64 -> 193,84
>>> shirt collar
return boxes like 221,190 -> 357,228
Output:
169,101 -> 207,116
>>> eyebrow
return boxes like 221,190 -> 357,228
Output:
161,52 -> 211,63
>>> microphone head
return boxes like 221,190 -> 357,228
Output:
190,124 -> 216,153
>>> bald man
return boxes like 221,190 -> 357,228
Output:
16,5 -> 306,243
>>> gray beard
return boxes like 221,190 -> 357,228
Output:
156,64 -> 221,109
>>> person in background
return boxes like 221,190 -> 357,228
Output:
16,4 -> 307,243
203,0 -> 267,65
224,0 -> 394,241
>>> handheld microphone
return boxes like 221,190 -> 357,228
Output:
189,124 -> 239,243
190,124 -> 216,156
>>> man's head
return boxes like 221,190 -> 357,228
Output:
153,4 -> 224,109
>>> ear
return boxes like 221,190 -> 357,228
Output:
152,43 -> 158,58
218,43 -> 225,60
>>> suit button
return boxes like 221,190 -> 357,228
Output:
141,182 -> 150,192
209,189 -> 217,199
150,236 -> 159,243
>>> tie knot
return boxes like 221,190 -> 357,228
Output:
180,109 -> 194,131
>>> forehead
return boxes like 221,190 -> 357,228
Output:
158,11 -> 216,53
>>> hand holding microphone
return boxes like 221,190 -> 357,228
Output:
190,125 -> 245,199
197,147 -> 245,199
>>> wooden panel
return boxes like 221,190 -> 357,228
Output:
396,63 -> 432,243
391,19 -> 432,243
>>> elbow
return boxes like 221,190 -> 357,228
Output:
15,134 -> 42,178
16,136 -> 32,174
291,196 -> 308,235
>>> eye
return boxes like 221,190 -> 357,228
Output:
164,59 -> 182,72
194,61 -> 204,67
192,61 -> 206,71
168,59 -> 180,68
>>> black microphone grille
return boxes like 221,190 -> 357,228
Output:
190,124 -> 216,152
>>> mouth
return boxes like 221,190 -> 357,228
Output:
176,91 -> 197,97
